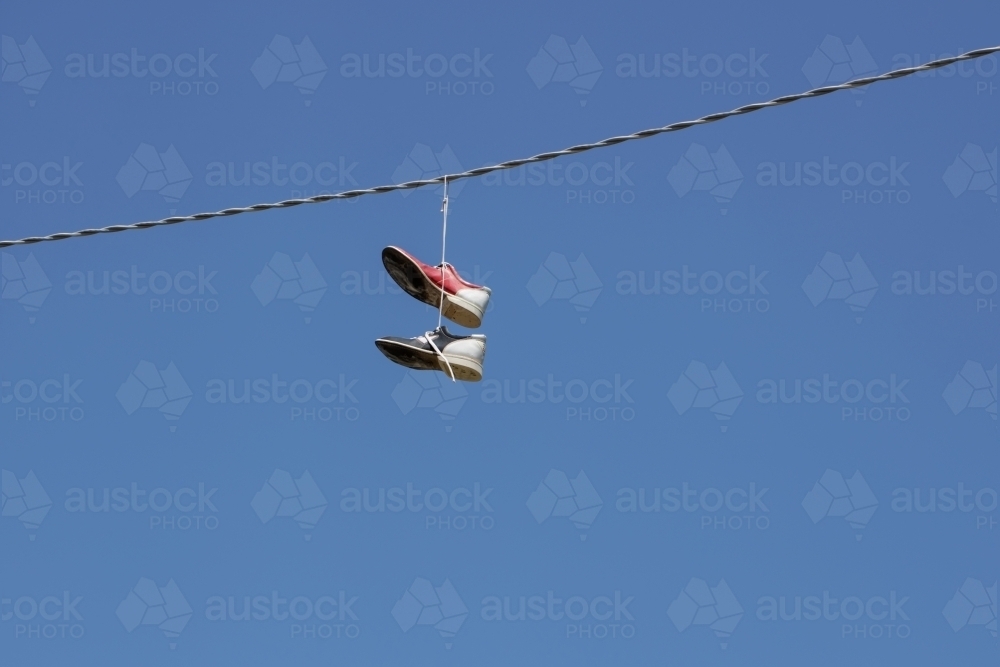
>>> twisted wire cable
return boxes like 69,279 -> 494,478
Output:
3,45 -> 998,249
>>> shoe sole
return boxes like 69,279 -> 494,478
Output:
375,338 -> 483,382
382,247 -> 484,328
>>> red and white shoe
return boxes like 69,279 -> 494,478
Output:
382,246 -> 491,328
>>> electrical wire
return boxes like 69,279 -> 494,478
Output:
2,44 -> 997,249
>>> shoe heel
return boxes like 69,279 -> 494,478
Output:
443,294 -> 484,328
441,355 -> 483,382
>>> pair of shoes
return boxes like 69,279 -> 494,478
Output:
375,247 -> 491,382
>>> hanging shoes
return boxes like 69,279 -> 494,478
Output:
377,182 -> 489,382
375,326 -> 486,382
382,246 -> 491,328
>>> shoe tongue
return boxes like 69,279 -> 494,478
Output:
421,326 -> 446,341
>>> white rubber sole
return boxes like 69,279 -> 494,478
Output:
437,353 -> 483,382
442,292 -> 484,329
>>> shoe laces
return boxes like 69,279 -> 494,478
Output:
423,328 -> 455,382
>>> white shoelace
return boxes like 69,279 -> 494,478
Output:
423,329 -> 455,382
437,178 -> 449,329
429,177 -> 457,382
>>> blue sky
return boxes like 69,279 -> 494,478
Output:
1,1 -> 997,665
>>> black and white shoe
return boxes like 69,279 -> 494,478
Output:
375,327 -> 486,382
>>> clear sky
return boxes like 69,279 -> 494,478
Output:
1,1 -> 997,665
